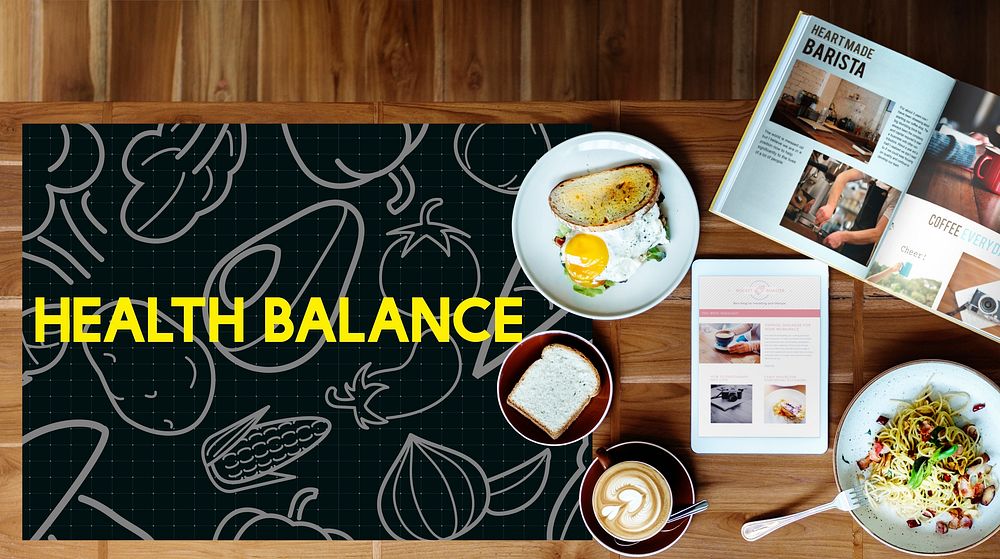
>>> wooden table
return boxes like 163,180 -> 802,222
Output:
1,101 -> 998,559
909,159 -> 1000,233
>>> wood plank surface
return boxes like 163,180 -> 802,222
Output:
39,0 -> 104,102
4,100 -> 1000,559
0,0 -> 32,102
108,1 -> 182,101
180,0 -> 258,102
364,0 -> 437,102
522,0 -> 599,101
4,1 -> 1000,102
440,0 -> 522,101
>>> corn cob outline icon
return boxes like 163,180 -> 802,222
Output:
201,406 -> 331,493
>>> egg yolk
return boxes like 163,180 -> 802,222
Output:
563,234 -> 609,287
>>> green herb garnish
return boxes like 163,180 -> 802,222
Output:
645,245 -> 667,262
908,444 -> 957,489
555,223 -> 571,239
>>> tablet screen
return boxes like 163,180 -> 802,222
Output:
695,275 -> 823,439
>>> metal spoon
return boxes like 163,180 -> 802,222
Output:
613,500 -> 709,547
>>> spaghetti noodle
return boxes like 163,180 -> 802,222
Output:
857,386 -> 995,533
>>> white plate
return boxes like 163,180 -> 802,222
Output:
765,388 -> 806,424
511,132 -> 699,320
834,360 -> 1000,556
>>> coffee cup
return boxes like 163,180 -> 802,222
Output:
973,146 -> 1000,195
714,329 -> 734,349
590,448 -> 672,543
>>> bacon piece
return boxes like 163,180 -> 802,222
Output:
936,521 -> 949,534
906,519 -> 920,528
957,476 -> 976,499
972,403 -> 986,412
983,486 -> 995,506
876,415 -> 889,425
959,515 -> 973,529
857,456 -> 871,470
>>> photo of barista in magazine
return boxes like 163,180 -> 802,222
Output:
781,151 -> 901,265
711,13 -> 1000,343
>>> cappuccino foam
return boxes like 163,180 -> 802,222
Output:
592,461 -> 671,541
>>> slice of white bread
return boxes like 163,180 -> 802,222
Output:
549,163 -> 660,232
506,344 -> 601,439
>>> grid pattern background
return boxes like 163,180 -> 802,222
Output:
22,123 -> 592,540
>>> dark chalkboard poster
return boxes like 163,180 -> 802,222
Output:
22,123 -> 591,540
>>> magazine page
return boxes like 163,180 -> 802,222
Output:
712,14 -> 955,279
866,82 -> 1000,342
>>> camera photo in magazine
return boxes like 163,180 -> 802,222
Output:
769,59 -> 893,163
937,252 -> 1000,337
906,83 -> 1000,233
781,151 -> 901,265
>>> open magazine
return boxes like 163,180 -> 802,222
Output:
712,12 -> 1000,343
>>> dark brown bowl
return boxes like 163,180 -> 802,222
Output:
496,330 -> 613,446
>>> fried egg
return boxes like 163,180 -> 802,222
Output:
560,204 -> 668,287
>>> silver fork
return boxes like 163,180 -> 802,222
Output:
741,487 -> 864,541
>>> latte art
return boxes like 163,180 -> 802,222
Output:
592,461 -> 671,541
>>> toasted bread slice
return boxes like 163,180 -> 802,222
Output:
506,344 -> 601,439
549,163 -> 660,232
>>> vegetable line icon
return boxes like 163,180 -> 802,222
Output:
81,299 -> 216,437
378,198 -> 481,317
453,123 -> 551,195
378,433 -> 551,540
24,420 -> 152,540
23,123 -> 108,286
201,406 -> 331,493
202,199 -> 365,373
325,330 -> 464,429
283,123 -> 427,215
121,124 -> 247,244
214,487 -> 351,540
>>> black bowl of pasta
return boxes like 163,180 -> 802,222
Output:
834,360 -> 1000,555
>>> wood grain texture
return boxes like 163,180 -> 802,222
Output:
752,0 -> 830,94
906,0 -> 989,90
829,0 -> 909,55
0,166 -> 20,232
6,1 -> 1000,103
258,0 -> 369,101
365,0 -> 436,101
441,0 -> 521,101
0,0 -> 32,102
680,0 -> 736,99
109,0 -> 182,101
110,102 -> 376,123
180,0 -> 258,102
522,0 -> 599,101
598,0 -> 670,100
39,0 -> 101,101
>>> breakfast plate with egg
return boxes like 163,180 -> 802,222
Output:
512,132 -> 699,319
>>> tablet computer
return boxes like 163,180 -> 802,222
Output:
690,259 -> 829,454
